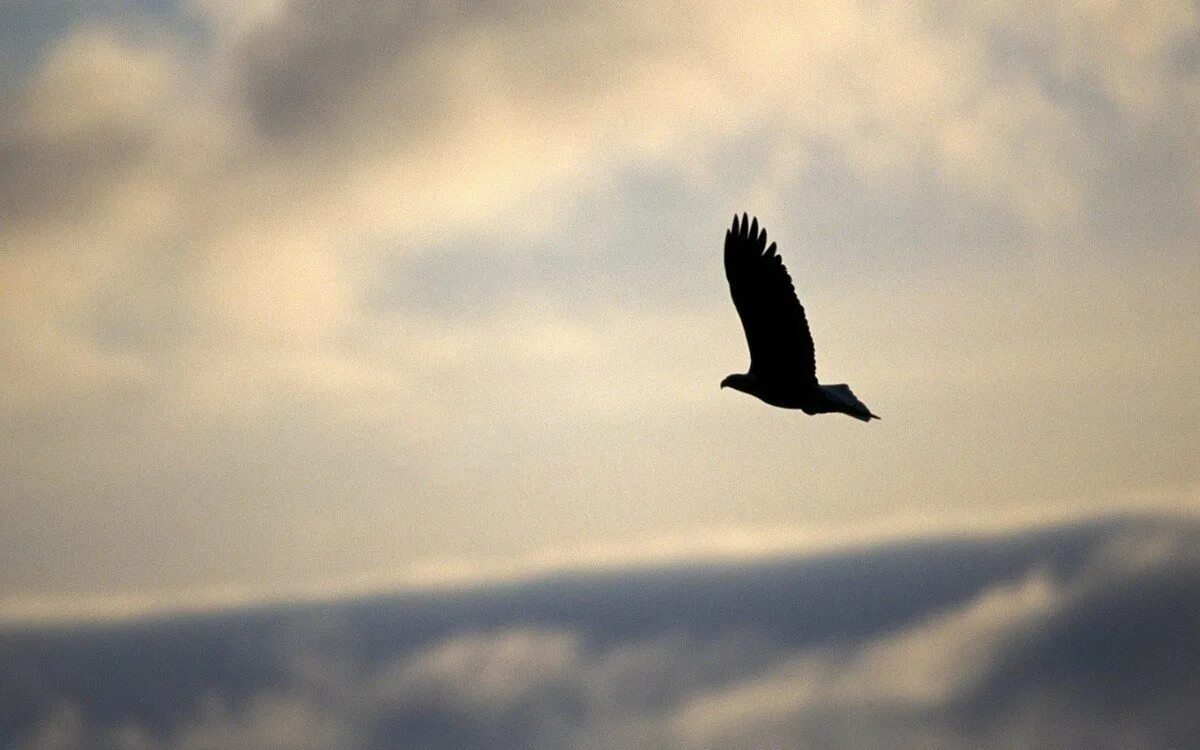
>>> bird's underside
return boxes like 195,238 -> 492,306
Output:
721,213 -> 879,422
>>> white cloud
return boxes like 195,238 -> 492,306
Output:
670,572 -> 1059,748
171,694 -> 355,750
374,629 -> 583,713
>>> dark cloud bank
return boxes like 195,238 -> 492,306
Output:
3,515 -> 1199,749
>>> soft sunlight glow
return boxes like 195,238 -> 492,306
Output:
1,0 -> 1197,613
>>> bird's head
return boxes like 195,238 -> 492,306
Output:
721,373 -> 754,394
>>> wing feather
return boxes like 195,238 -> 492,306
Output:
724,213 -> 817,385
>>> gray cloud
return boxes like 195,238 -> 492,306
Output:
235,1 -> 464,143
5,517 -> 1200,749
0,121 -> 151,227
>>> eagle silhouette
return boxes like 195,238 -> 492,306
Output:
722,213 -> 879,422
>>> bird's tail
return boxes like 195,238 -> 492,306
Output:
822,384 -> 880,422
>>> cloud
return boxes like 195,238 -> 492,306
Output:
5,517 -> 1199,749
669,571 -> 1061,748
0,502 -> 1162,628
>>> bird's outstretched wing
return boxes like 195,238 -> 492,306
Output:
724,213 -> 816,385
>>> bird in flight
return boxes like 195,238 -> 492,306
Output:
722,213 -> 879,422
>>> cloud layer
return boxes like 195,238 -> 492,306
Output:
4,516 -> 1199,748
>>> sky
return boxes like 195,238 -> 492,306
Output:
2,0 -> 1199,625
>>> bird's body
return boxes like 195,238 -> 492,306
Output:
722,213 -> 879,422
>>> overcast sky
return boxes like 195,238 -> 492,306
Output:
1,0 -> 1198,622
